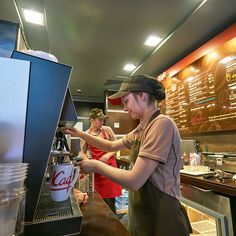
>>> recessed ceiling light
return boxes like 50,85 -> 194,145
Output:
144,35 -> 162,47
23,9 -> 44,25
229,85 -> 236,90
123,63 -> 136,71
186,76 -> 194,82
219,56 -> 235,64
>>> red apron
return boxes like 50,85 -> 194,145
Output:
88,128 -> 122,198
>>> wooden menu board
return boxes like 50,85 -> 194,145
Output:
161,37 -> 236,134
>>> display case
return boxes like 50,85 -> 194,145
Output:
180,184 -> 234,236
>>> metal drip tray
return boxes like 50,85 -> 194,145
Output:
24,183 -> 83,236
34,193 -> 80,222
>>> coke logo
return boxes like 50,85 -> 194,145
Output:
50,170 -> 73,192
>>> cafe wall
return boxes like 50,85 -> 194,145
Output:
160,23 -> 236,153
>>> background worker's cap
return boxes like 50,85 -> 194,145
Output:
89,108 -> 108,119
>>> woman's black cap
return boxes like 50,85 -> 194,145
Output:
107,75 -> 165,105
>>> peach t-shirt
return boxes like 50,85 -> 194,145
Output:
122,108 -> 182,198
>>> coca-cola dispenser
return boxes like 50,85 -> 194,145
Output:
11,51 -> 82,235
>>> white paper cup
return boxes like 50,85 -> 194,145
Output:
0,163 -> 28,170
0,172 -> 27,180
49,163 -> 80,202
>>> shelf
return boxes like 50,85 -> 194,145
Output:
191,220 -> 216,235
116,156 -> 130,164
116,209 -> 128,214
50,151 -> 72,156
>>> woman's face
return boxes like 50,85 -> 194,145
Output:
121,93 -> 144,119
91,118 -> 104,129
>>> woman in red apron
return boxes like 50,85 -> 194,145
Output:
68,75 -> 192,235
80,108 -> 122,213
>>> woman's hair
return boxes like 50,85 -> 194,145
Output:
129,75 -> 165,100
129,75 -> 165,106
132,91 -> 156,106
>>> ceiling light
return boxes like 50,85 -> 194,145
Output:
23,9 -> 44,25
186,76 -> 194,82
229,85 -> 236,90
123,63 -> 136,71
144,35 -> 162,47
219,56 -> 235,64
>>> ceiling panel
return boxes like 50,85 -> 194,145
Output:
0,0 -> 235,102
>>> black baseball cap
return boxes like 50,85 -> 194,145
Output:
107,75 -> 165,105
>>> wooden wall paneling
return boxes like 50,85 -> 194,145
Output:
106,111 -> 139,135
182,131 -> 236,153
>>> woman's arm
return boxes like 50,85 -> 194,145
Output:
105,126 -> 117,141
99,151 -> 116,162
66,127 -> 125,152
80,139 -> 89,160
78,156 -> 158,191
99,126 -> 117,162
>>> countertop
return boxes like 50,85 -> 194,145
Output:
79,192 -> 130,236
180,173 -> 236,197
77,176 -> 236,236
76,174 -> 236,235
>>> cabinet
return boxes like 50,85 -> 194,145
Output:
0,20 -> 27,58
181,184 -> 233,236
185,206 -> 221,235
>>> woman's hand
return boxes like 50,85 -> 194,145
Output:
65,127 -> 82,137
78,159 -> 99,174
74,189 -> 88,204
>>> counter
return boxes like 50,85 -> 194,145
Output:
78,175 -> 236,236
79,192 -> 130,236
180,173 -> 236,197
180,173 -> 236,235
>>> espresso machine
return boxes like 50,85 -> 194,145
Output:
11,51 -> 82,235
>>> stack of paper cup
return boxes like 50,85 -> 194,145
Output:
0,163 -> 28,236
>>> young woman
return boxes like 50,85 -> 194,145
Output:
67,75 -> 192,236
80,108 -> 122,213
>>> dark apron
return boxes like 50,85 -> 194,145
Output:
128,111 -> 192,236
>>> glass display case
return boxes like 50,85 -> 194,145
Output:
180,184 -> 233,236
182,202 -> 224,235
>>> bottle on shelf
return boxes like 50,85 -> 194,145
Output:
182,152 -> 189,165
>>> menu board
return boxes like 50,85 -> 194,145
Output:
161,38 -> 236,134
